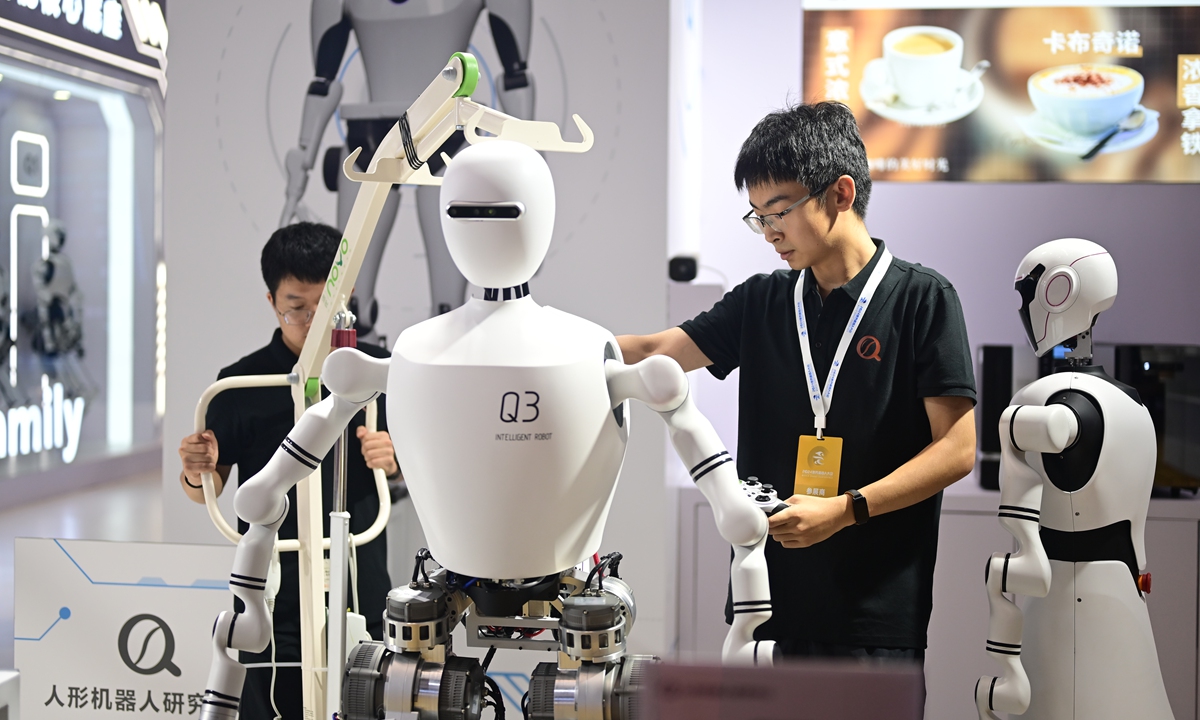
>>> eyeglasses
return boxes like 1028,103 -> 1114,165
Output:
742,186 -> 828,234
276,306 -> 315,326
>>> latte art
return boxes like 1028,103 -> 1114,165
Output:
1034,65 -> 1139,98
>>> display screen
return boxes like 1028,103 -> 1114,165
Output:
0,59 -> 160,473
802,2 -> 1200,181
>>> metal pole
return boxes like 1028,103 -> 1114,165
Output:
326,310 -> 356,720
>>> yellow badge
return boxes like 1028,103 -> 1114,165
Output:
794,435 -> 843,499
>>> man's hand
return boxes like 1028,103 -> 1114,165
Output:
357,426 -> 399,478
178,430 -> 227,503
180,430 -> 219,482
768,493 -> 855,549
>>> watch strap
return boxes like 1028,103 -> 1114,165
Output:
846,488 -> 869,525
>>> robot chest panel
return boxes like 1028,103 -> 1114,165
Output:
385,354 -> 629,577
386,354 -> 626,477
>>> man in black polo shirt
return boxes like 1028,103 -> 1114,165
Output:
619,102 -> 976,668
177,222 -> 399,719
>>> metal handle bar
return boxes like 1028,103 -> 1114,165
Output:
192,374 -> 391,551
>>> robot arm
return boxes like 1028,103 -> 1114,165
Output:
484,0 -> 535,119
975,404 -> 1077,719
199,348 -> 389,720
280,0 -> 350,226
605,355 -> 777,665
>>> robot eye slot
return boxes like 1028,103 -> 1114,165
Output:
446,204 -> 523,220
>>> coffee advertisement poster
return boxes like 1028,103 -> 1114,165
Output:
802,2 -> 1200,182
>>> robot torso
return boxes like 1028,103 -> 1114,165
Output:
386,295 -> 629,580
1011,367 -> 1155,568
344,0 -> 484,111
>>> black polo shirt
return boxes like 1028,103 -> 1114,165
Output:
680,239 -> 975,649
206,328 -> 393,662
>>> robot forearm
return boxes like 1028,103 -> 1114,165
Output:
282,77 -> 342,225
199,509 -> 288,720
605,356 -> 767,547
296,82 -> 344,166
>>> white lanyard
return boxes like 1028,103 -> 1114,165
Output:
794,248 -> 893,439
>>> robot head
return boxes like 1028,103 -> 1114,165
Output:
1015,238 -> 1117,357
440,141 -> 555,290
44,220 -> 66,253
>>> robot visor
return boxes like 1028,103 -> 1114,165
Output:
1015,263 -> 1046,351
446,203 -> 524,220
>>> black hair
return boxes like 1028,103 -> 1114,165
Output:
260,221 -> 342,296
733,102 -> 872,220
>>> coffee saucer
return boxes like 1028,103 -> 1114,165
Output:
1016,105 -> 1160,156
858,58 -> 985,127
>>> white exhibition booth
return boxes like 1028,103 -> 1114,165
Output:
1,0 -> 1198,718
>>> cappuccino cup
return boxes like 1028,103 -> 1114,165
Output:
1028,64 -> 1144,136
883,26 -> 965,108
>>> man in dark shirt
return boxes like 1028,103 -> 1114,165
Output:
619,103 -> 976,668
177,222 -> 399,719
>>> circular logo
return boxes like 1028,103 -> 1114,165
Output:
118,614 -> 181,677
856,336 -> 882,361
807,446 -> 826,467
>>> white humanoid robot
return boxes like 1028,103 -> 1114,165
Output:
24,220 -> 90,402
281,0 -> 536,334
975,238 -> 1173,720
200,140 -> 782,720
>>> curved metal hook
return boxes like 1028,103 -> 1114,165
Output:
464,109 -> 595,153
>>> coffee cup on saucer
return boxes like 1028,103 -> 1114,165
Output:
1027,64 -> 1144,136
882,26 -> 965,108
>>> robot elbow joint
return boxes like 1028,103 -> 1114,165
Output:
234,484 -> 286,527
636,355 -> 688,412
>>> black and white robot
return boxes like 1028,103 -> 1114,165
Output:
200,139 -> 780,720
975,238 -> 1173,719
281,0 -> 536,335
30,221 -> 84,359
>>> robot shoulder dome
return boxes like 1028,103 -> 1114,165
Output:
392,301 -> 615,367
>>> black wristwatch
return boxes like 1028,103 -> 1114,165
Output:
845,488 -> 870,525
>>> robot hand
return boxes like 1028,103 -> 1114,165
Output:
280,147 -> 313,227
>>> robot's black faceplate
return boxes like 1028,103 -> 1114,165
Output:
1042,389 -> 1104,493
1015,263 -> 1046,352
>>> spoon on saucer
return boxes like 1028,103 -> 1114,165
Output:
931,60 -> 990,110
1081,108 -> 1145,160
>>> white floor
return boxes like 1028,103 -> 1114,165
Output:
0,470 -> 163,670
